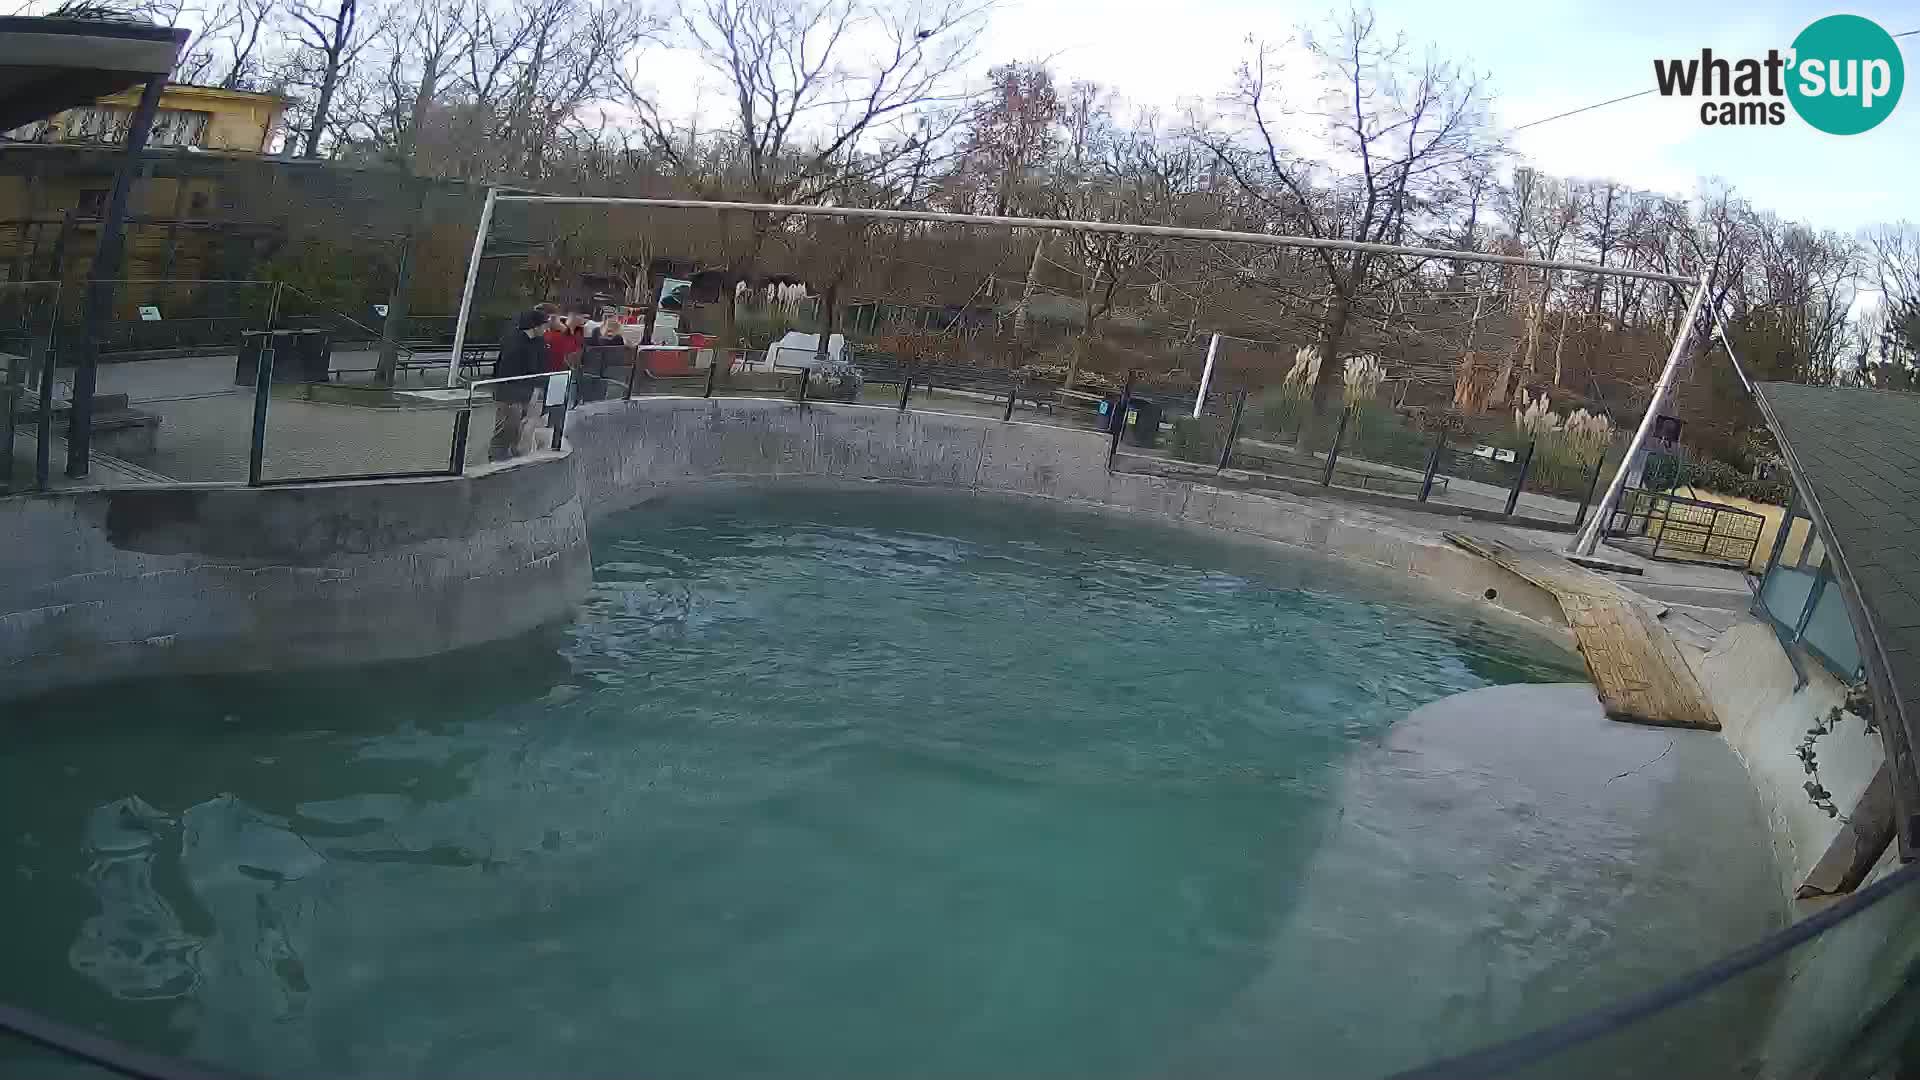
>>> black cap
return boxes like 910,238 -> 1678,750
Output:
514,309 -> 548,331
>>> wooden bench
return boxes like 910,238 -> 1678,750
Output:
1053,388 -> 1111,417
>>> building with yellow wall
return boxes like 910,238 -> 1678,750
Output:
0,85 -> 289,292
5,83 -> 285,154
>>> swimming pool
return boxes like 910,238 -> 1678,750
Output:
0,487 -> 1782,1078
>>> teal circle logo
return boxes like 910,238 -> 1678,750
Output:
1787,14 -> 1904,135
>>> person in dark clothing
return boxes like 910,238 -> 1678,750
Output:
491,309 -> 549,460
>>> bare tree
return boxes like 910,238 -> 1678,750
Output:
617,0 -> 988,353
371,5 -> 468,168
1861,222 -> 1920,377
286,0 -> 382,156
1578,178 -> 1631,316
1202,7 -> 1498,418
937,61 -> 1059,216
173,0 -> 278,87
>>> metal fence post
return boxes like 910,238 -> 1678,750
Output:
1574,455 -> 1606,529
1003,377 -> 1019,422
33,333 -> 54,491
448,409 -> 471,474
797,366 -> 811,404
703,354 -> 718,398
1504,438 -> 1537,517
1217,388 -> 1247,471
625,354 -> 639,400
1419,428 -> 1446,502
1320,405 -> 1353,486
247,345 -> 273,485
1106,372 -> 1136,470
898,373 -> 913,411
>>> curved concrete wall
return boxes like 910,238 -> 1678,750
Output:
1699,623 -> 1884,897
0,394 -> 1569,701
566,396 -> 1573,640
0,452 -> 590,700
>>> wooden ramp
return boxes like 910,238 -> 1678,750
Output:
1445,532 -> 1720,731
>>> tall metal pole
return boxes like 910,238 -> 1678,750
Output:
69,75 -> 167,478
1571,270 -> 1713,556
1193,331 -> 1221,417
446,187 -> 497,389
495,197 -> 1692,286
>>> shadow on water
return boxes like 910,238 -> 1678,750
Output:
0,632 -> 578,1067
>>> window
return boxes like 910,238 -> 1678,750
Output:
3,119 -> 54,142
52,107 -> 210,147
77,189 -> 108,216
149,110 -> 211,148
63,107 -> 131,144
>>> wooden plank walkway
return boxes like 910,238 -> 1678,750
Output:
1445,531 -> 1721,731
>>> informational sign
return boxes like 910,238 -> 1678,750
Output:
658,277 -> 692,310
544,371 -> 571,408
373,304 -> 390,318
137,305 -> 161,322
1472,445 -> 1518,463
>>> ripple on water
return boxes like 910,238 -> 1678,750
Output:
0,488 -> 1779,1080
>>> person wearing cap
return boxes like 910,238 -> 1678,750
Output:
491,309 -> 550,460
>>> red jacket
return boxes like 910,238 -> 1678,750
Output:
543,327 -> 584,371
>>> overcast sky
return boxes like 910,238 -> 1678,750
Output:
957,0 -> 1917,233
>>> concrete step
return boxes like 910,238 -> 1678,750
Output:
1630,579 -> 1758,613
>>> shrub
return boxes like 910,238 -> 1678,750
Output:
1344,400 -> 1432,472
1681,458 -> 1790,504
1169,414 -> 1228,465
1246,383 -> 1308,438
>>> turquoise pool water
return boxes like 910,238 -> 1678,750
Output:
0,488 -> 1781,1078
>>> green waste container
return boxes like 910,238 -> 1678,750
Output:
1128,397 -> 1163,448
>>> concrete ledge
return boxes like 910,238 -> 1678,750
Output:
0,451 -> 590,700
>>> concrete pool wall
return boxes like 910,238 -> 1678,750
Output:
0,395 -> 1574,704
564,395 -> 1574,638
0,449 -> 590,700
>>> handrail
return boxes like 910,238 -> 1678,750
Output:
467,370 -> 558,391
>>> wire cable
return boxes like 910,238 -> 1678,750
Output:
1511,90 -> 1657,133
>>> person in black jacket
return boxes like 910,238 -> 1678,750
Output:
491,309 -> 550,460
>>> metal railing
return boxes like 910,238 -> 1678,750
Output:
1604,488 -> 1767,569
1152,389 -> 1614,528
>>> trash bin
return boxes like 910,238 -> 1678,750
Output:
1128,396 -> 1163,448
290,329 -> 332,383
235,330 -> 270,386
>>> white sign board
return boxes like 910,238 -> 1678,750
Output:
1471,445 -> 1518,463
770,331 -> 845,369
544,371 -> 571,407
138,305 -> 162,322
373,304 -> 390,318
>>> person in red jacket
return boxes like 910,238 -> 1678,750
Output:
543,309 -> 587,372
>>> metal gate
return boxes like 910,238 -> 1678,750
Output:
1605,489 -> 1766,569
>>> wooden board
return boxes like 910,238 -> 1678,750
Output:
1446,531 -> 1720,731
